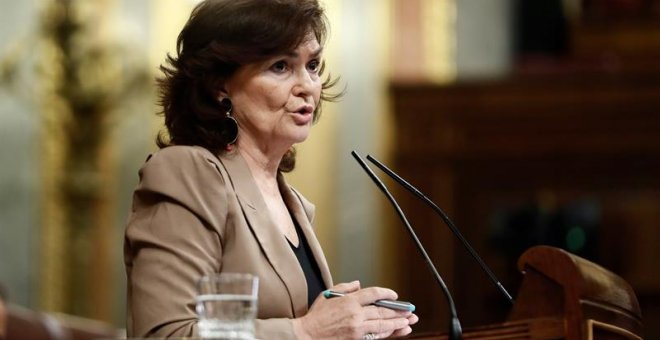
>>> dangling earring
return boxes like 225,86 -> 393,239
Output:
219,98 -> 238,146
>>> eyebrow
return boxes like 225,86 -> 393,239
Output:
286,47 -> 324,59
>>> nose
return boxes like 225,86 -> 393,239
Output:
292,68 -> 316,98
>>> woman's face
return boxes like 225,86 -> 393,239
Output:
224,36 -> 323,154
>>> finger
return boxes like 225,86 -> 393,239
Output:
407,313 -> 419,325
373,330 -> 395,339
390,326 -> 413,337
352,287 -> 398,306
362,305 -> 411,321
329,280 -> 361,294
389,314 -> 417,337
362,316 -> 409,335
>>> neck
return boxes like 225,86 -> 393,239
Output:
236,133 -> 292,177
239,145 -> 287,199
238,144 -> 284,183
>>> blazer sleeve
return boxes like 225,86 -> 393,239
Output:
124,146 -> 227,337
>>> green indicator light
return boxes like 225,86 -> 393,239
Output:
566,226 -> 586,252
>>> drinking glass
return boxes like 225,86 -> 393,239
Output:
196,273 -> 259,339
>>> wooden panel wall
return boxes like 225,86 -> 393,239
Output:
389,68 -> 660,336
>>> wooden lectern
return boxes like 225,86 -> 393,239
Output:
411,246 -> 643,339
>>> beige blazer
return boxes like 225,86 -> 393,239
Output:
124,145 -> 333,339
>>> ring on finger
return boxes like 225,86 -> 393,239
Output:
363,333 -> 378,340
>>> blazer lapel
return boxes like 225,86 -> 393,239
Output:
217,151 -> 308,317
279,174 -> 334,292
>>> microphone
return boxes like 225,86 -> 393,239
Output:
351,151 -> 462,340
365,154 -> 515,305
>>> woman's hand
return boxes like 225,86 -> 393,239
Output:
292,281 -> 418,339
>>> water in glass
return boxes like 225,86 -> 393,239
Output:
197,293 -> 257,339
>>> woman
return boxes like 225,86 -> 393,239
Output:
124,0 -> 417,338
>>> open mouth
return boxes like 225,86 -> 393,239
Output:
295,106 -> 314,115
291,105 -> 314,124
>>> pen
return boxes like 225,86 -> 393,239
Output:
323,290 -> 416,312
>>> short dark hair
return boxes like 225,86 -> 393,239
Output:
156,0 -> 340,172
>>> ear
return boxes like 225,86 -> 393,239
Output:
215,79 -> 230,101
216,88 -> 229,101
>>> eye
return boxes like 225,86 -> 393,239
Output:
270,60 -> 288,73
307,59 -> 321,73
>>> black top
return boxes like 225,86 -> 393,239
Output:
287,218 -> 326,307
